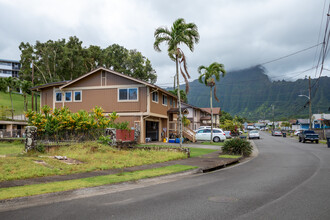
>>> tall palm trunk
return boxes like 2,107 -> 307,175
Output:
9,91 -> 14,120
176,55 -> 183,147
210,87 -> 213,142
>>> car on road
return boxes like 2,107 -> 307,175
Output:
298,130 -> 319,143
224,131 -> 232,139
272,130 -> 282,136
195,128 -> 226,142
294,130 -> 302,136
248,130 -> 260,139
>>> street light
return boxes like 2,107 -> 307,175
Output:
298,94 -> 312,130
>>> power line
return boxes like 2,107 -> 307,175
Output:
259,43 -> 322,66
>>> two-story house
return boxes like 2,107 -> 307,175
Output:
200,107 -> 221,127
32,67 -> 179,143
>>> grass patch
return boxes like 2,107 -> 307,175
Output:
219,154 -> 241,159
138,144 -> 218,158
200,141 -> 225,146
189,148 -> 218,158
0,165 -> 196,200
0,142 -> 187,182
0,91 -> 40,116
320,140 -> 327,144
0,141 -> 24,155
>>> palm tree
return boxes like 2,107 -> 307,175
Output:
20,80 -> 32,112
198,62 -> 226,142
4,77 -> 18,120
154,18 -> 199,147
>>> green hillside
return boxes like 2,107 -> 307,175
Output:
178,65 -> 330,120
0,92 -> 40,118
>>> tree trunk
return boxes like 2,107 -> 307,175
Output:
210,87 -> 213,142
176,55 -> 183,147
9,91 -> 14,120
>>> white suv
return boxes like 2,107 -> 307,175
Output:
195,128 -> 226,142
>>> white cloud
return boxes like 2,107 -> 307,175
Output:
0,0 -> 329,85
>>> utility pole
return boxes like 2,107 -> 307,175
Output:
31,60 -> 34,111
272,104 -> 275,130
308,76 -> 312,130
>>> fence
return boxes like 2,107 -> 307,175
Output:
36,128 -> 106,144
0,129 -> 24,138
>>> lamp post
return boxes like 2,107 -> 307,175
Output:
298,94 -> 312,130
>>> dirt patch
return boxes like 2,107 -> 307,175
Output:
50,156 -> 84,165
33,160 -> 53,169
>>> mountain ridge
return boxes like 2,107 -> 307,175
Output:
168,65 -> 330,120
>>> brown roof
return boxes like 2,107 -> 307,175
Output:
200,107 -> 221,115
31,80 -> 71,91
32,67 -> 177,99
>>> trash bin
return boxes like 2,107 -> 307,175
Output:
282,133 -> 286,138
327,137 -> 330,148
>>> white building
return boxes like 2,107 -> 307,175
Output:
0,59 -> 20,78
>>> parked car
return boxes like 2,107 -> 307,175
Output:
272,130 -> 282,136
248,130 -> 260,139
195,128 -> 226,142
294,130 -> 302,136
224,131 -> 232,139
298,130 -> 319,143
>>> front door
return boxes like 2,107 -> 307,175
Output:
146,121 -> 159,141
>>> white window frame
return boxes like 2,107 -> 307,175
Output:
73,90 -> 82,102
55,92 -> 63,102
162,94 -> 167,106
152,91 -> 159,103
65,91 -> 72,102
118,88 -> 139,102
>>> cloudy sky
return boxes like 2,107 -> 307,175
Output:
0,0 -> 329,86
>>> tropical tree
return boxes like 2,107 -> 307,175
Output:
198,62 -> 226,142
20,80 -> 32,112
154,18 -> 199,147
169,89 -> 188,103
4,77 -> 18,120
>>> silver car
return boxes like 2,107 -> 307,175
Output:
248,130 -> 260,139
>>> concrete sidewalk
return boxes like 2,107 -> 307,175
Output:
0,141 -> 257,189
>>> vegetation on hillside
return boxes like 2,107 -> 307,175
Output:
181,65 -> 330,120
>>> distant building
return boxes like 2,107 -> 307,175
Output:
0,59 -> 20,78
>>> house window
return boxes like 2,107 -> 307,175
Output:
55,92 -> 62,102
65,91 -> 72,102
152,91 -> 158,103
118,88 -> 138,101
195,110 -> 197,117
74,91 -> 82,102
169,97 -> 173,106
162,95 -> 167,106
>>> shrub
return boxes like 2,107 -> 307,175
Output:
98,135 -> 112,145
222,138 -> 252,156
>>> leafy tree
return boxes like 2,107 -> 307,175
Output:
154,18 -> 199,147
219,111 -> 233,124
198,62 -> 226,142
169,89 -> 188,103
19,36 -> 157,85
4,77 -> 18,120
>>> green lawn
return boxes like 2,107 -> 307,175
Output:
138,144 -> 219,158
219,154 -> 241,159
0,141 -> 24,155
0,142 -> 187,182
0,164 -> 196,200
200,141 -> 226,146
0,91 -> 40,116
190,148 -> 218,157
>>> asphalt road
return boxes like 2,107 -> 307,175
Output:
1,132 -> 330,219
